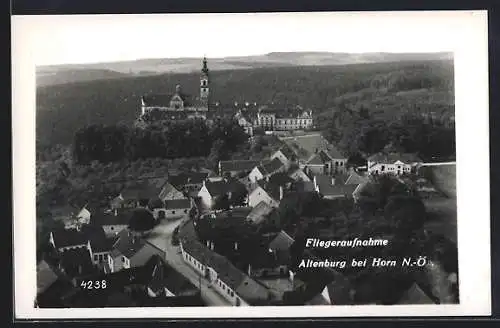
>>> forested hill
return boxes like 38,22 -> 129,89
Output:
36,59 -> 454,148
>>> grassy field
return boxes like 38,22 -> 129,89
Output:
36,60 -> 454,148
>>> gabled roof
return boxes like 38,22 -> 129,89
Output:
317,183 -> 360,198
269,231 -> 295,252
158,181 -> 184,200
257,158 -> 284,176
59,248 -> 97,278
90,211 -> 130,226
165,198 -> 192,209
204,178 -> 246,197
281,134 -> 345,161
89,235 -> 115,253
345,171 -> 369,185
268,172 -> 295,186
276,143 -> 297,159
306,150 -> 332,165
255,180 -> 283,202
367,152 -> 422,164
219,160 -> 261,173
142,91 -> 204,108
112,230 -> 147,259
145,255 -> 198,296
37,260 -> 59,294
398,282 -> 436,304
51,229 -> 88,248
247,201 -> 274,224
169,172 -> 208,188
120,183 -> 159,200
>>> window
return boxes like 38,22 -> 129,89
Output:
122,256 -> 125,262
230,291 -> 234,297
184,209 -> 188,213
381,165 -> 385,171
172,210 -> 176,214
94,254 -> 98,260
110,227 -> 114,230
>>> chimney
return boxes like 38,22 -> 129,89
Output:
114,209 -> 118,216
175,84 -> 181,94
228,191 -> 232,200
234,242 -> 238,251
331,177 -> 335,186
206,240 -> 210,247
210,241 -> 214,250
202,180 -> 206,188
279,186 -> 284,200
247,264 -> 252,276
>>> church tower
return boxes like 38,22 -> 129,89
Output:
200,56 -> 210,105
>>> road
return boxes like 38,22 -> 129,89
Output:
146,217 -> 231,306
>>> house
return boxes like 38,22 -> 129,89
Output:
306,276 -> 353,305
367,152 -> 422,175
246,201 -> 275,225
248,180 -> 285,208
397,282 -> 438,304
113,183 -> 160,209
161,198 -> 193,220
89,210 -> 130,237
288,168 -> 311,182
88,235 -> 115,266
145,255 -> 199,298
218,159 -> 260,178
271,144 -> 297,169
58,247 -> 99,280
280,134 -> 347,174
248,158 -> 286,183
168,171 -> 209,195
235,110 -> 254,136
312,175 -> 362,200
255,105 -> 314,131
158,181 -> 185,201
344,170 -> 369,185
49,228 -> 90,252
197,178 -> 247,210
179,223 -> 272,306
108,230 -> 166,273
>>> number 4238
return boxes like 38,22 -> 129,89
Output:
80,280 -> 107,289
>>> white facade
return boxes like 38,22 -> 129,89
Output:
197,185 -> 214,209
289,169 -> 311,182
248,167 -> 265,184
153,206 -> 190,220
248,186 -> 280,208
271,150 -> 293,169
368,160 -> 413,175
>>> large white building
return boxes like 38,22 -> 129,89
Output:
367,152 -> 422,175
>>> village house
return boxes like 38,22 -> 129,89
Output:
158,181 -> 185,201
57,247 -> 100,280
234,110 -> 254,136
270,144 -> 297,169
248,179 -> 285,208
312,175 -> 363,201
246,201 -> 276,225
145,255 -> 200,298
288,167 -> 311,182
218,159 -> 261,178
161,198 -> 193,220
49,228 -> 91,253
169,171 -> 209,196
111,183 -> 160,210
89,210 -> 130,237
108,230 -> 166,273
179,222 -> 272,306
367,152 -> 422,175
344,170 -> 370,185
197,178 -> 247,210
280,134 -> 347,175
248,158 -> 286,184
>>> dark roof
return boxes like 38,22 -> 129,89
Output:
145,255 -> 198,296
158,182 -> 183,200
307,150 -> 332,165
219,160 -> 260,173
112,229 -> 148,259
37,260 -> 59,294
142,91 -> 204,108
247,201 -> 274,224
268,172 -> 295,186
368,152 -> 422,164
204,179 -> 246,197
397,282 -> 436,304
90,211 -> 130,226
318,183 -> 360,198
51,229 -> 88,248
269,231 -> 295,252
281,134 -> 345,161
169,172 -> 208,188
276,144 -> 296,159
59,248 -> 98,278
256,180 -> 285,202
165,198 -> 192,209
345,171 -> 369,185
89,236 -> 115,253
257,158 -> 284,175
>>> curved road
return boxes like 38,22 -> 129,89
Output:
146,217 -> 231,306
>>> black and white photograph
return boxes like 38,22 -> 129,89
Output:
12,11 -> 491,318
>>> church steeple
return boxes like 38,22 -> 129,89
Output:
200,56 -> 209,103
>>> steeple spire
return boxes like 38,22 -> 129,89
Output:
202,56 -> 209,74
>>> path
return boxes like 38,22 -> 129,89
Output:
146,217 -> 230,306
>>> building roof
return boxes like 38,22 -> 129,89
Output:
165,198 -> 192,209
112,230 -> 148,259
51,229 -> 88,249
276,143 -> 298,160
397,282 -> 436,304
268,231 -> 295,252
142,90 -> 205,108
90,211 -> 130,226
145,255 -> 198,296
345,171 -> 369,185
247,201 -> 274,224
37,260 -> 59,294
204,178 -> 246,197
317,183 -> 360,198
256,158 -> 284,176
255,180 -> 284,202
120,183 -> 160,200
89,235 -> 115,253
59,248 -> 97,278
219,160 -> 261,173
367,152 -> 422,164
169,172 -> 208,188
306,150 -> 332,165
158,181 -> 184,200
281,134 -> 345,162
268,172 -> 295,186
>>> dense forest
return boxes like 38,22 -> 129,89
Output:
36,60 -> 454,148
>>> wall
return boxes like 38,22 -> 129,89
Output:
248,167 -> 264,183
248,187 -> 279,208
368,163 -> 412,175
198,186 -> 213,209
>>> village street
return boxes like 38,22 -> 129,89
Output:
146,217 -> 231,306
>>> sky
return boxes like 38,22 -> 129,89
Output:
12,11 -> 479,66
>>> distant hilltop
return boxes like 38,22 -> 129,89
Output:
36,52 -> 453,87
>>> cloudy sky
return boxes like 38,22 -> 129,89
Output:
12,11 -> 481,66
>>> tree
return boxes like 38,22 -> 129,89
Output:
128,209 -> 156,235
